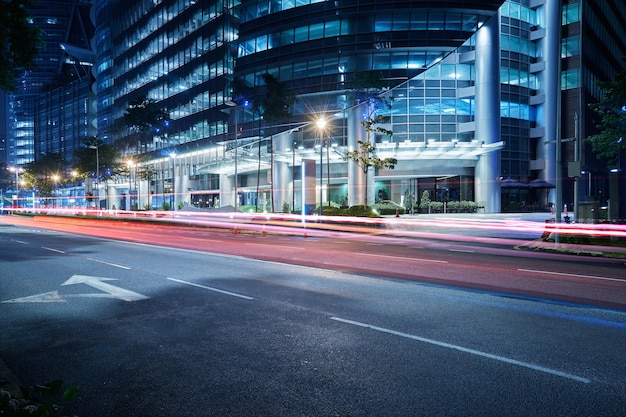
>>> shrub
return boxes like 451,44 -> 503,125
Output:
0,380 -> 79,417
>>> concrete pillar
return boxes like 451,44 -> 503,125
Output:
474,10 -> 501,213
347,103 -> 367,207
273,132 -> 292,212
220,172 -> 232,209
536,0 -> 562,209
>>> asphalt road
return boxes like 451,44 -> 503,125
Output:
0,217 -> 625,416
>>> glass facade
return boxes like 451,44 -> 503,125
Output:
22,0 -> 621,214
106,0 -> 237,153
8,1 -> 94,166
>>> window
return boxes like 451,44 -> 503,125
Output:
562,2 -> 580,24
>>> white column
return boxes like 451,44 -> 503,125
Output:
474,11 -> 501,213
273,132 -> 292,212
537,0 -> 562,216
347,103 -> 367,207
219,172 -> 231,209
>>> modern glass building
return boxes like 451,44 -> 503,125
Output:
7,0 -> 95,167
85,0 -> 625,216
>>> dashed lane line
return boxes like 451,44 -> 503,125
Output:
331,316 -> 591,384
167,277 -> 254,300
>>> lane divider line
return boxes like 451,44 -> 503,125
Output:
41,247 -> 65,254
356,253 -> 448,264
86,257 -> 132,270
167,277 -> 254,300
330,316 -> 590,384
518,268 -> 624,283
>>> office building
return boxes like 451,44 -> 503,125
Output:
84,0 -> 626,216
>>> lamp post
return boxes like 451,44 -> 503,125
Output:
88,144 -> 99,208
126,159 -> 135,210
224,100 -> 240,211
51,174 -> 60,209
169,152 -> 177,210
8,166 -> 23,209
292,141 -> 296,212
316,117 -> 329,214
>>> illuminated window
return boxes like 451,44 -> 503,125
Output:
562,2 -> 580,24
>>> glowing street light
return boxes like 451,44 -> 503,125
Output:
316,116 -> 331,214
8,166 -> 23,209
169,152 -> 177,210
127,159 -> 135,210
51,174 -> 60,208
88,144 -> 100,208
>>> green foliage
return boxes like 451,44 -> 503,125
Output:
372,200 -> 405,215
419,190 -> 431,209
123,95 -> 170,133
344,140 -> 397,174
346,205 -> 379,217
120,95 -> 170,151
22,154 -> 66,197
0,379 -> 79,416
344,71 -> 396,207
429,201 -> 444,212
586,69 -> 626,166
161,201 -> 170,211
260,73 -> 295,124
0,0 -> 44,92
72,137 -> 122,182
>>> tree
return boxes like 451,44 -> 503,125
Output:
21,153 -> 66,200
0,162 -> 12,191
72,136 -> 122,182
0,0 -> 43,92
259,73 -> 295,212
121,95 -> 170,152
586,68 -> 626,166
344,140 -> 397,207
344,71 -> 396,207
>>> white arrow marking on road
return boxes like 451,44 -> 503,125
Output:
2,291 -> 67,303
2,275 -> 149,303
62,275 -> 149,302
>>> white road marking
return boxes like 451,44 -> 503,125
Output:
449,249 -> 475,253
2,291 -> 66,303
86,257 -> 132,270
356,253 -> 448,264
3,275 -> 149,303
11,239 -> 28,244
167,277 -> 254,300
42,246 -> 65,254
62,275 -> 149,302
518,268 -> 624,283
242,243 -> 305,250
330,316 -> 591,384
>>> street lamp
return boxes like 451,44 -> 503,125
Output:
316,117 -> 330,214
8,166 -> 23,209
51,174 -> 60,209
169,151 -> 177,210
225,100 -> 240,212
126,159 -> 135,210
88,144 -> 100,208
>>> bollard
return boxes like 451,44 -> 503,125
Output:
395,208 -> 399,217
